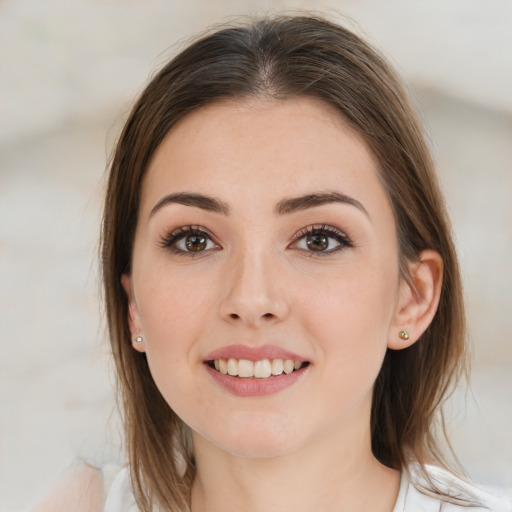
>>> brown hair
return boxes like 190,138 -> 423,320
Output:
102,14 -> 467,511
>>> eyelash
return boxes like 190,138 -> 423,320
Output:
290,224 -> 353,256
159,224 -> 353,256
159,225 -> 219,256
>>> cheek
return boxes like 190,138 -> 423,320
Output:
298,257 -> 398,339
137,263 -> 214,341
297,259 -> 398,399
133,264 -> 217,404
134,268 -> 215,424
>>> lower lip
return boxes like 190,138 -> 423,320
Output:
204,364 -> 309,397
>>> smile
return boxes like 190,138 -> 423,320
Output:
208,358 -> 308,379
203,345 -> 310,396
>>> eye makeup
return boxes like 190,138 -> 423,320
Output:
158,222 -> 354,258
158,225 -> 220,256
289,224 -> 354,256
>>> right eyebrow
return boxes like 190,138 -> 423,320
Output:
150,192 -> 230,217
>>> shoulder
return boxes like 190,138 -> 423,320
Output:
398,463 -> 512,512
103,465 -> 140,511
31,461 -> 106,512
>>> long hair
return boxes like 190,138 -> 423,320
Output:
101,14 -> 467,511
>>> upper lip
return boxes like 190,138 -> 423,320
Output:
204,344 -> 307,362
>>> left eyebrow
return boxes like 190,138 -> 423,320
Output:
275,191 -> 369,217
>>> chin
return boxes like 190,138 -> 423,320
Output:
223,438 -> 295,459
213,437 -> 298,459
192,414 -> 302,459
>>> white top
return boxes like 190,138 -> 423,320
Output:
103,463 -> 511,512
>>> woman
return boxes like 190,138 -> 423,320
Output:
34,14 -> 510,512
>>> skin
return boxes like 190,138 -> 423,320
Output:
122,97 -> 443,512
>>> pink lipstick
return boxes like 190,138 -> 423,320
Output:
203,344 -> 310,397
205,344 -> 306,362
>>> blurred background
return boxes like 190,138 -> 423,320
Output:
1,1 -> 511,510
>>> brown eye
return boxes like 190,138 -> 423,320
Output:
162,226 -> 219,255
185,234 -> 208,252
290,225 -> 353,255
306,234 -> 329,251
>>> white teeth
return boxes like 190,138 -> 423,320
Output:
238,359 -> 254,378
212,357 -> 305,378
283,359 -> 295,374
271,358 -> 284,376
254,359 -> 271,378
227,358 -> 238,376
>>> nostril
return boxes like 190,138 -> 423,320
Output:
263,313 -> 274,318
230,313 -> 240,320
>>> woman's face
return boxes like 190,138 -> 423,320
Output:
124,97 -> 406,458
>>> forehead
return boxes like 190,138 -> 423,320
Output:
141,97 -> 387,216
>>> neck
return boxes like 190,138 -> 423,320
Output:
190,422 -> 400,512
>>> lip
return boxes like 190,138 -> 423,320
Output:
204,363 -> 309,397
204,344 -> 307,362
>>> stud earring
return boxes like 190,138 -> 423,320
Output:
134,336 -> 144,343
398,329 -> 409,341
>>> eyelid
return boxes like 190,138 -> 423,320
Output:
289,224 -> 353,254
158,223 -> 352,256
158,225 -> 220,254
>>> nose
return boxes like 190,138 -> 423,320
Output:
218,247 -> 289,328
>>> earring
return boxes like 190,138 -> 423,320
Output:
134,336 -> 144,343
398,329 -> 409,340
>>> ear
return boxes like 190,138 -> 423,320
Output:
121,273 -> 146,353
388,250 -> 443,350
